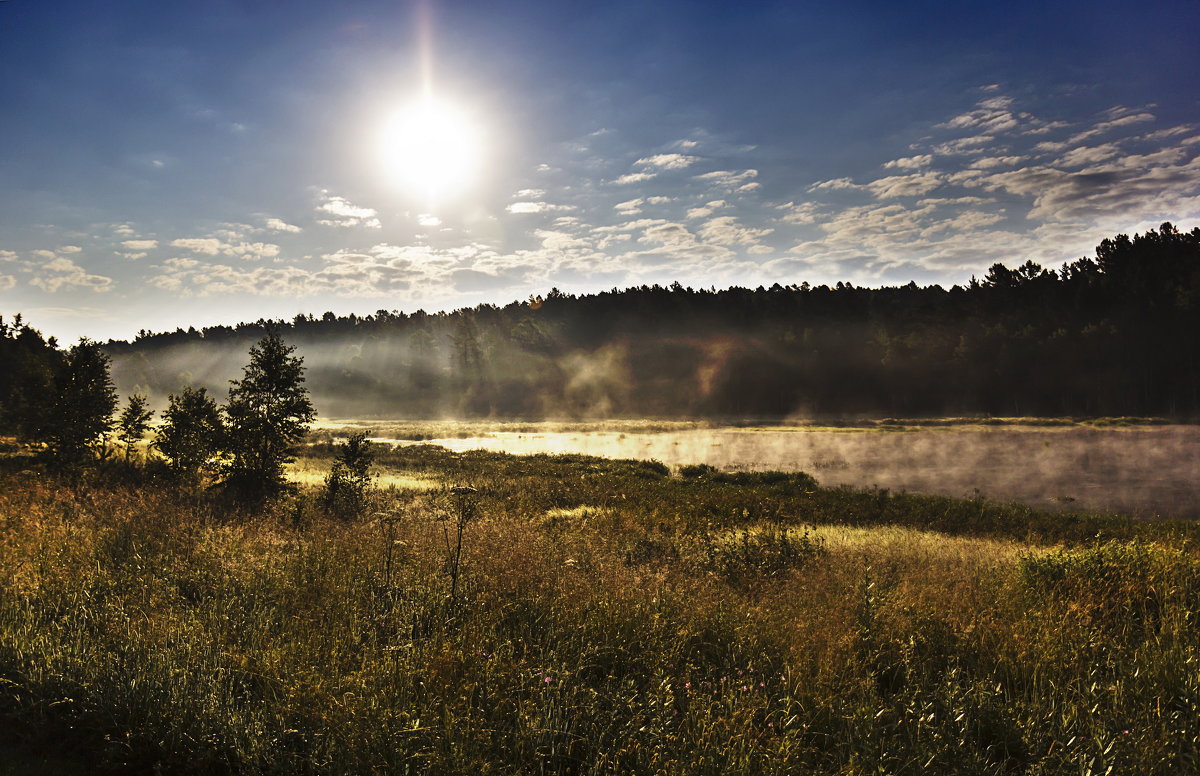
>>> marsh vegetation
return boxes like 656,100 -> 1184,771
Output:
2,442 -> 1200,774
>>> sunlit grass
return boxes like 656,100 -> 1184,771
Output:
1,445 -> 1198,773
285,456 -> 441,491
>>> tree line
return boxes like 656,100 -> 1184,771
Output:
99,223 -> 1200,419
6,222 -> 1199,424
0,326 -> 321,500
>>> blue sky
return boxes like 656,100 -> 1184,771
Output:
2,0 -> 1198,342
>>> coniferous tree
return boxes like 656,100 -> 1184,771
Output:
155,387 -> 223,480
223,334 -> 315,497
320,431 -> 375,518
0,315 -> 62,438
117,393 -> 154,462
31,339 -> 118,469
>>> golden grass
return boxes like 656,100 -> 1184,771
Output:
1,447 -> 1198,774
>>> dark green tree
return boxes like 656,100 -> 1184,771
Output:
320,431 -> 376,518
117,393 -> 154,462
0,315 -> 62,436
155,387 -> 223,479
223,334 -> 316,497
31,339 -> 118,468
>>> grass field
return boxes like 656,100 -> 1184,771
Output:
1,441 -> 1199,773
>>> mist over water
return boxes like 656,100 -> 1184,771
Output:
104,326 -> 1199,520
376,425 -> 1200,520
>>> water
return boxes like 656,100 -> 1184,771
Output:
380,425 -> 1200,519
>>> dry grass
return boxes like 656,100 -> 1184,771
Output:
1,447 -> 1198,774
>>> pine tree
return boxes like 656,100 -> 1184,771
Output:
117,393 -> 154,462
320,431 -> 375,518
223,334 -> 316,497
31,339 -> 118,469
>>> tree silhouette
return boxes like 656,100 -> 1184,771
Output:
33,339 -> 118,469
0,314 -> 61,438
93,222 -> 1200,420
223,334 -> 315,498
117,393 -> 154,462
155,387 -> 223,481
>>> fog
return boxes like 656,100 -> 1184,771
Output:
104,332 -> 1199,521
371,425 -> 1200,520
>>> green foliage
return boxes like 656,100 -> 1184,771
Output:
1018,539 -> 1199,640
320,431 -> 376,518
26,339 -> 118,469
154,386 -> 223,480
681,463 -> 818,490
1019,538 -> 1162,590
116,393 -> 154,461
223,334 -> 315,498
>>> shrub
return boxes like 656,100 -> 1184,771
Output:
320,432 -> 376,519
680,463 -> 720,478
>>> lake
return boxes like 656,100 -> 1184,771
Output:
365,423 -> 1200,520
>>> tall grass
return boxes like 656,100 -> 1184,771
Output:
0,447 -> 1197,773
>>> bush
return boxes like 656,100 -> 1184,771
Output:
320,432 -> 376,519
679,463 -> 720,478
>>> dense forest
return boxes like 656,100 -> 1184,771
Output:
5,223 -> 1199,421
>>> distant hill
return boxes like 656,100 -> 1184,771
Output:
89,222 -> 1199,420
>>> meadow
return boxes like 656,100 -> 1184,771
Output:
2,439 -> 1200,774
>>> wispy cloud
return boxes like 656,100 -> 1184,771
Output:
695,169 -> 760,192
636,153 -> 700,170
612,172 -> 656,185
507,201 -> 576,214
315,191 -> 382,228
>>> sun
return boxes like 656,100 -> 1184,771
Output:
379,96 -> 483,203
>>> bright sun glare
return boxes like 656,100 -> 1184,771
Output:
380,96 -> 483,203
